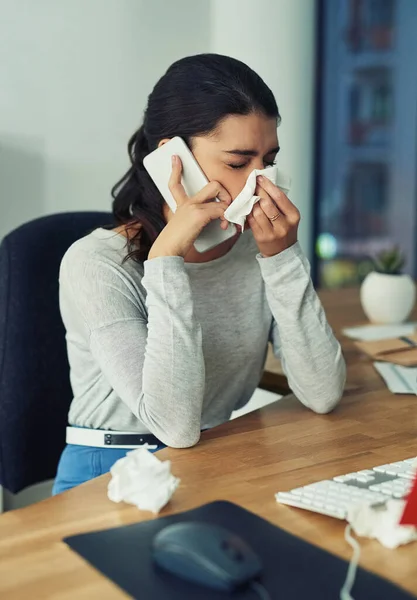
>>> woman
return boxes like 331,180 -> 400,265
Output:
53,54 -> 346,495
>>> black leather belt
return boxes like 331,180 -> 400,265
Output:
104,433 -> 162,446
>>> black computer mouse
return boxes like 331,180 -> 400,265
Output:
152,521 -> 262,592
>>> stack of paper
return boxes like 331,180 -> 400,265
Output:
344,323 -> 417,396
373,362 -> 417,395
343,323 -> 417,342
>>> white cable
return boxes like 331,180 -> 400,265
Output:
340,524 -> 361,600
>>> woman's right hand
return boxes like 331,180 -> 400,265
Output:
148,155 -> 231,259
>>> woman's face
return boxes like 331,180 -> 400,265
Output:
191,112 -> 279,200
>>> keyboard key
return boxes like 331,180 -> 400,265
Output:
334,475 -> 352,483
385,468 -> 401,476
374,465 -> 390,473
398,471 -> 416,480
356,475 -> 374,483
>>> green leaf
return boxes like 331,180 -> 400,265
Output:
371,245 -> 406,275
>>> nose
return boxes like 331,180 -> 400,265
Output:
252,158 -> 265,171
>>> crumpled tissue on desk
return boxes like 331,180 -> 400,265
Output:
107,447 -> 180,514
347,499 -> 417,549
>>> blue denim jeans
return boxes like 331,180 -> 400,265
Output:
52,442 -> 165,495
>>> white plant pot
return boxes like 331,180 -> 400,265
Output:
360,271 -> 416,324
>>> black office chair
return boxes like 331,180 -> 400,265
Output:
0,212 -> 113,493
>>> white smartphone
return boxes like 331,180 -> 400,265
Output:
143,136 -> 236,253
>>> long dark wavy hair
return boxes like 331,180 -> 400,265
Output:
111,53 -> 280,261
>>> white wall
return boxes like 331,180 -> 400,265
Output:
0,0 -> 210,240
210,0 -> 317,254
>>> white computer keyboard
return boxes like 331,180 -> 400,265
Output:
276,456 -> 417,520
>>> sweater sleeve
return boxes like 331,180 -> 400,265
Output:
60,250 -> 205,448
257,242 -> 346,413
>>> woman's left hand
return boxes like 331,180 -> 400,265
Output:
247,174 -> 300,257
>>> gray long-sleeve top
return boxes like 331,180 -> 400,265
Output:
59,228 -> 346,447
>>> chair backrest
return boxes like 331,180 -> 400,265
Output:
0,212 -> 113,493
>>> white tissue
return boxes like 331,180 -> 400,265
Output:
224,166 -> 292,230
347,499 -> 417,549
107,447 -> 180,514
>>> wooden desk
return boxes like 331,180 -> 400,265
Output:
1,287 -> 417,599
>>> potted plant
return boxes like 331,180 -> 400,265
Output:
360,247 -> 416,324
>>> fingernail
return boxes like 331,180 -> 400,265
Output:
257,175 -> 264,183
171,155 -> 177,165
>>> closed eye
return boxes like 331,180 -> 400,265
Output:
228,163 -> 248,170
228,159 -> 277,170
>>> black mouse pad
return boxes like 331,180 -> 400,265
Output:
64,500 -> 415,599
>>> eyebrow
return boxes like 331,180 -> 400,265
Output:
223,146 -> 280,157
